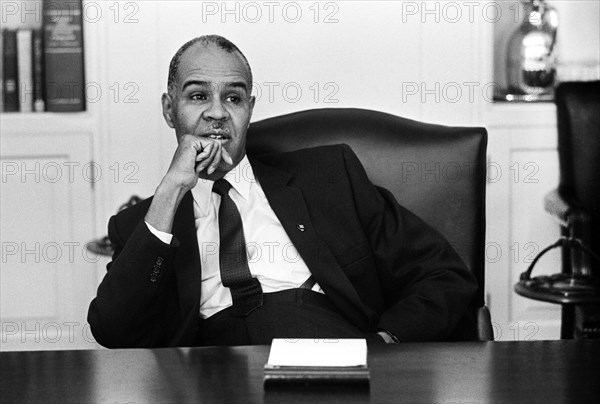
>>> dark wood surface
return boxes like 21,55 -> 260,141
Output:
2,340 -> 599,403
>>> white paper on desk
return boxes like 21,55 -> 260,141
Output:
267,338 -> 367,367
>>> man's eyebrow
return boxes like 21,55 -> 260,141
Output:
225,82 -> 249,92
181,80 -> 210,92
181,80 -> 248,92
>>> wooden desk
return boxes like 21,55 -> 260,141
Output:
2,341 -> 598,403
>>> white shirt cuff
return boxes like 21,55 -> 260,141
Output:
145,221 -> 173,245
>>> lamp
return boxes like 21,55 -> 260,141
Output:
505,0 -> 558,99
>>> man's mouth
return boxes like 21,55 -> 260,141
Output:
201,132 -> 229,141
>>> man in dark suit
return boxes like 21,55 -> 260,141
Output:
88,35 -> 477,348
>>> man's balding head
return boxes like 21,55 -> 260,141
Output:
167,35 -> 253,96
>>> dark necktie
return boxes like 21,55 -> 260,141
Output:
213,178 -> 263,317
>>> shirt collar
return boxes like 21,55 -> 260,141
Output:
190,154 -> 255,217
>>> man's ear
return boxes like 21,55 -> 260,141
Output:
248,95 -> 256,127
161,93 -> 175,129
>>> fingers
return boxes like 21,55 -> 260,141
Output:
195,141 -> 218,173
195,141 -> 214,162
201,142 -> 222,176
177,134 -> 234,177
194,138 -> 231,176
221,147 -> 233,166
206,147 -> 222,175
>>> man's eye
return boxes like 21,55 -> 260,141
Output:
190,93 -> 207,101
225,95 -> 241,104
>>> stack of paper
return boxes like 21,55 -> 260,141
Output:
264,339 -> 369,385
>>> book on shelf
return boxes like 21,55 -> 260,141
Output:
32,29 -> 45,112
17,29 -> 33,112
1,0 -> 85,113
1,29 -> 3,112
264,338 -> 370,386
43,0 -> 85,112
2,29 -> 19,112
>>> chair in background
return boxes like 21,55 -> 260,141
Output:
246,108 -> 492,341
515,81 -> 600,339
87,196 -> 142,256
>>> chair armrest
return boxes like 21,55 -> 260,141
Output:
544,189 -> 571,227
477,305 -> 494,341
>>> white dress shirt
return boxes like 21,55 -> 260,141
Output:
147,155 -> 322,318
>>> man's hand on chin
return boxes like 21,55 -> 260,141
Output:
145,134 -> 233,233
166,134 -> 234,189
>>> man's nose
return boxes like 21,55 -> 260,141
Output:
203,98 -> 229,121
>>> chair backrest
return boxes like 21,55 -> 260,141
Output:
246,108 -> 488,307
556,81 -> 600,255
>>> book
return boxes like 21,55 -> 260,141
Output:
32,29 -> 45,112
2,29 -> 19,112
264,338 -> 370,385
43,0 -> 85,112
1,29 -> 3,112
17,29 -> 33,112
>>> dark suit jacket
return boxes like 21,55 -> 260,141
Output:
88,144 -> 477,348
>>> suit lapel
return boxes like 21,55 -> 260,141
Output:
171,192 -> 202,317
250,158 -> 376,330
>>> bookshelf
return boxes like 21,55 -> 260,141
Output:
1,0 -> 103,351
2,0 -> 85,113
2,112 -> 93,133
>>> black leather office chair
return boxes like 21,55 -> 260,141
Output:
246,108 -> 492,341
515,82 -> 600,338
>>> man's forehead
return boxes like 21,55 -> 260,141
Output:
177,43 -> 250,86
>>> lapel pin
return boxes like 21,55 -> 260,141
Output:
297,224 -> 305,232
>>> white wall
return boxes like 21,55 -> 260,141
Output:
100,0 -> 488,208
3,0 -> 597,210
